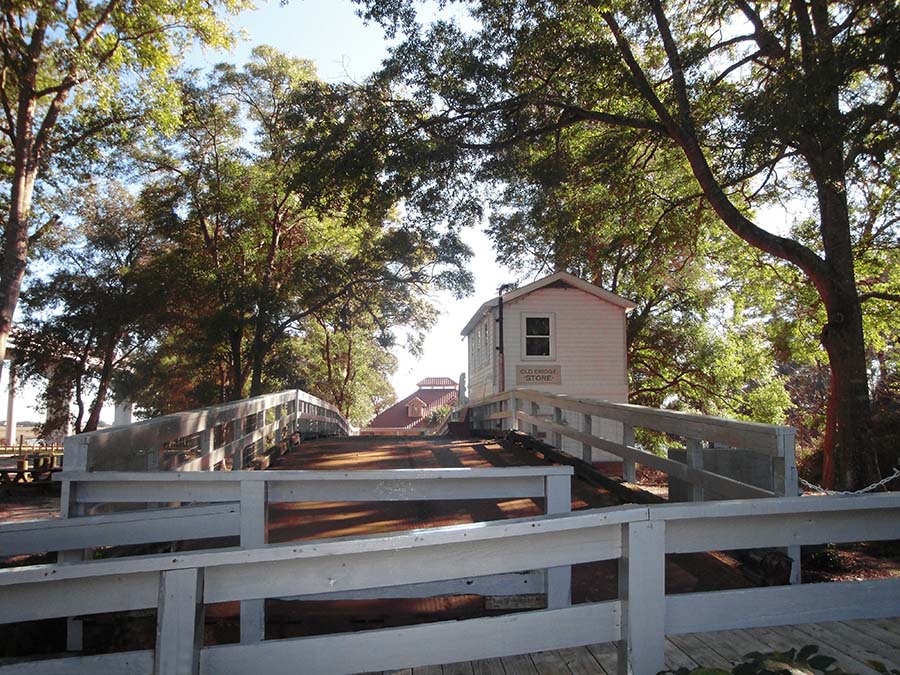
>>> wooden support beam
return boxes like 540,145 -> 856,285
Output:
240,481 -> 267,643
155,568 -> 204,675
686,439 -> 704,502
545,474 -> 572,610
617,520 -> 665,675
581,414 -> 592,464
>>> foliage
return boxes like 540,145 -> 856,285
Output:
427,405 -> 452,425
659,644 -> 853,674
0,0 -> 250,373
14,181 -> 166,433
118,46 -> 469,416
353,0 -> 900,488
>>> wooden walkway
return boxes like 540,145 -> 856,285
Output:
369,618 -> 900,674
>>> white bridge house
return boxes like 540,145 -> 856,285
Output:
462,272 -> 636,469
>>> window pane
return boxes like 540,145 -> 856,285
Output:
526,317 -> 550,336
526,337 -> 550,356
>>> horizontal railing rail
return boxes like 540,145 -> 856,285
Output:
1,492 -> 897,675
466,388 -> 797,501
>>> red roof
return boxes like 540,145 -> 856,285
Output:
368,386 -> 458,428
417,377 -> 458,388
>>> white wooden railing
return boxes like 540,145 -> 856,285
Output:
465,388 -> 798,500
465,388 -> 804,581
1,492 -> 897,675
61,389 -> 349,474
3,464 -> 573,651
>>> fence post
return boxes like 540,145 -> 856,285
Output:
530,401 -> 540,437
617,519 -> 665,675
199,427 -> 214,471
274,402 -> 284,443
622,423 -> 636,483
553,406 -> 563,450
60,435 -> 89,651
581,413 -> 593,464
509,394 -> 519,432
240,480 -> 268,643
230,417 -> 243,470
255,410 -> 266,462
544,474 -> 572,609
686,438 -> 704,502
155,567 -> 204,675
774,427 -> 801,584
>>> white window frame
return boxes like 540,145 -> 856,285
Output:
521,313 -> 555,360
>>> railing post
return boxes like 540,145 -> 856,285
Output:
199,427 -> 214,471
155,567 -> 204,675
255,410 -> 266,462
509,394 -> 519,432
686,438 -> 704,502
774,427 -> 801,584
622,423 -> 636,483
530,401 -> 540,437
229,417 -> 243,469
274,402 -> 284,443
617,519 -> 665,675
240,480 -> 268,642
553,406 -> 563,450
544,474 -> 572,609
581,413 -> 593,464
60,435 -> 88,651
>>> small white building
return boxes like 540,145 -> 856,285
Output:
461,271 -> 636,464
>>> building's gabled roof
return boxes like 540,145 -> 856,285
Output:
417,377 -> 458,388
367,385 -> 458,428
461,271 -> 637,336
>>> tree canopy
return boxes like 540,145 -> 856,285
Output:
354,0 -> 900,489
0,0 -> 249,373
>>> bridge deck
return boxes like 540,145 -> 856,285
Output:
365,618 -> 900,674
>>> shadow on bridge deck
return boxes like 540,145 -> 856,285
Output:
198,434 -> 756,646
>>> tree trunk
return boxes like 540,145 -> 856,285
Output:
821,369 -> 837,489
818,284 -> 877,490
229,330 -> 245,400
0,167 -> 37,366
83,336 -> 118,432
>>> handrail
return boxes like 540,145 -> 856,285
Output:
62,388 -> 351,472
464,388 -> 797,502
1,493 -> 897,674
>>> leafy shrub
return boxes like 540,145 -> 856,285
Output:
658,644 -> 871,675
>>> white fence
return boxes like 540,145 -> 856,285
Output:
61,389 -> 349,473
2,464 -> 573,650
466,388 -> 798,500
1,493 -> 897,675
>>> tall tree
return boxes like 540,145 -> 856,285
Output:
356,0 -> 900,489
14,181 -> 166,432
133,47 -> 470,408
0,0 -> 248,366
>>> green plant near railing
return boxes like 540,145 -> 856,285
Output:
658,644 -> 899,675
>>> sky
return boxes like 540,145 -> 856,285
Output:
2,0 -> 520,426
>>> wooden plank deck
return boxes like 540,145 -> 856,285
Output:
369,618 -> 900,674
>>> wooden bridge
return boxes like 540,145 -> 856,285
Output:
0,388 -> 897,674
